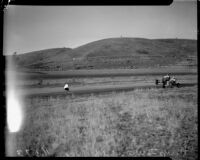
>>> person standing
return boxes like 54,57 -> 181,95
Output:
162,74 -> 171,88
64,83 -> 69,91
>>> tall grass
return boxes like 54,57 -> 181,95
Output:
15,86 -> 197,159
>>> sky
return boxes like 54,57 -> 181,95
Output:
3,1 -> 197,55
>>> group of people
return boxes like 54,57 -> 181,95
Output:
162,74 -> 176,87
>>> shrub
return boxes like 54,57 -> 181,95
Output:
136,49 -> 149,54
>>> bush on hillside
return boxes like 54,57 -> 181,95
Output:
136,49 -> 149,55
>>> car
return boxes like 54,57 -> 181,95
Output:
155,77 -> 180,88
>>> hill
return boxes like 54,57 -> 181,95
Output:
9,38 -> 197,70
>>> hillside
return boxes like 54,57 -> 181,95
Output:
9,47 -> 73,70
9,38 -> 197,70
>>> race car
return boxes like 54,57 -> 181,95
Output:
155,76 -> 180,88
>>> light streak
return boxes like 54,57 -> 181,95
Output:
7,89 -> 23,132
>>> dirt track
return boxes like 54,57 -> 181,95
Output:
10,68 -> 197,79
6,68 -> 197,97
19,82 -> 197,97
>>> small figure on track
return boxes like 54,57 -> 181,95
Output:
169,76 -> 179,88
162,74 -> 171,88
169,76 -> 176,85
64,83 -> 69,92
64,83 -> 74,97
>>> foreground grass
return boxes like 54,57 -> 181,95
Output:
15,86 -> 197,159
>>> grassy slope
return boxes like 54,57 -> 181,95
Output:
11,38 -> 197,70
11,47 -> 73,70
16,86 -> 197,159
72,38 -> 197,58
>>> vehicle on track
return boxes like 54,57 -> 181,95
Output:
155,76 -> 180,88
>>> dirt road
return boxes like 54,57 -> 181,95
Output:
5,68 -> 197,97
19,82 -> 197,97
8,68 -> 197,80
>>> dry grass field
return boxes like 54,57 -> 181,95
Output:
5,37 -> 197,158
15,86 -> 197,159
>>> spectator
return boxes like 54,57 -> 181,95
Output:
64,83 -> 69,91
